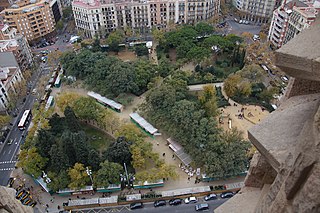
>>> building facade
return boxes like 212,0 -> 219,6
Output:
268,0 -> 319,48
72,0 -> 220,38
232,0 -> 282,23
0,52 -> 24,110
0,23 -> 33,71
1,0 -> 62,41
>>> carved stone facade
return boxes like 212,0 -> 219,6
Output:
216,18 -> 320,213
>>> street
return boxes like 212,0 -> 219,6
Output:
71,198 -> 229,213
0,62 -> 46,186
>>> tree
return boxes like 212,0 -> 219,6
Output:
151,28 -> 165,44
64,106 -> 81,132
115,123 -> 145,143
73,97 -> 101,121
104,137 -> 132,165
35,130 -> 55,158
94,161 -> 123,188
49,144 -> 69,173
56,92 -> 81,112
134,45 -> 149,56
56,20 -> 64,31
0,115 -> 10,129
187,46 -> 211,64
88,149 -> 101,171
258,87 -> 279,102
62,6 -> 72,19
195,22 -> 213,36
223,74 -> 241,97
198,85 -> 218,117
103,61 -> 138,96
176,41 -> 196,59
204,129 -> 250,178
239,64 -> 264,83
73,131 -> 90,165
17,147 -> 47,177
106,30 -> 124,53
47,50 -> 63,68
68,163 -> 90,189
238,81 -> 252,97
48,113 -> 66,135
47,171 -> 70,192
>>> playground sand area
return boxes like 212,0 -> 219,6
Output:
218,104 -> 270,139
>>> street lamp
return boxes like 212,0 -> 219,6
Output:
86,167 -> 93,186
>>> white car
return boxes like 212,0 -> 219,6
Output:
239,20 -> 243,24
184,196 -> 198,204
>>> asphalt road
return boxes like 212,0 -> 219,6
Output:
223,18 -> 262,36
0,63 -> 47,186
71,198 -> 229,213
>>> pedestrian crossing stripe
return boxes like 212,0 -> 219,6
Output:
0,168 -> 14,171
0,161 -> 17,164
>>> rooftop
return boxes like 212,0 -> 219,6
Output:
0,52 -> 19,67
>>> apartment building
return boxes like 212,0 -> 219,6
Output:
0,0 -> 12,12
0,23 -> 33,71
232,0 -> 282,23
0,52 -> 24,111
268,0 -> 319,48
1,0 -> 62,41
284,0 -> 319,43
72,0 -> 220,38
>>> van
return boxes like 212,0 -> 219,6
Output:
32,89 -> 37,95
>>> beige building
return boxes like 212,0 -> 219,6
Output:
0,52 -> 24,110
0,23 -> 33,71
72,0 -> 220,38
232,0 -> 282,23
268,0 -> 319,49
1,0 -> 62,41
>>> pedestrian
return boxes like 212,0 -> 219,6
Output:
172,154 -> 175,158
139,190 -> 141,194
188,177 -> 190,181
163,153 -> 165,157
157,142 -> 159,146
46,204 -> 49,207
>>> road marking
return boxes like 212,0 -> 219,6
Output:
2,151 -> 6,155
0,161 -> 17,164
0,168 -> 14,171
10,137 -> 22,162
8,150 -> 11,155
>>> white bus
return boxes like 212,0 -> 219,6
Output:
18,110 -> 32,130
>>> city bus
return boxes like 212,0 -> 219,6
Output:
17,110 -> 32,130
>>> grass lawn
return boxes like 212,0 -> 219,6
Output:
82,124 -> 114,154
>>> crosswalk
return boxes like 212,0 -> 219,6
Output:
0,167 -> 14,171
0,161 -> 16,172
0,161 -> 17,165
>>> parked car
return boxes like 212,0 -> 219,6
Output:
204,193 -> 217,201
245,20 -> 249,24
169,198 -> 182,206
154,200 -> 166,207
130,202 -> 143,210
281,76 -> 289,82
195,203 -> 209,211
239,20 -> 243,24
253,34 -> 260,41
220,191 -> 234,199
185,196 -> 198,204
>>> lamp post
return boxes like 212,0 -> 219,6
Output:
86,167 -> 93,186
